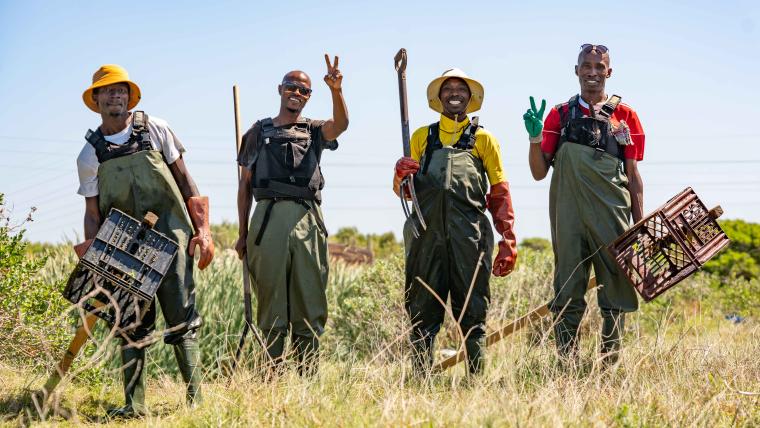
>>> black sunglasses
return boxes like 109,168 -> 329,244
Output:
282,81 -> 312,96
580,44 -> 609,54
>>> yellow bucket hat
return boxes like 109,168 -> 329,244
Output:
426,68 -> 484,114
82,64 -> 141,113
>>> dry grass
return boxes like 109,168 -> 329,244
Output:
1,250 -> 759,427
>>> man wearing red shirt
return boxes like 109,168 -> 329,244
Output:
524,44 -> 645,366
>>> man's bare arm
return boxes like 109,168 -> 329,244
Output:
528,140 -> 552,181
168,157 -> 200,200
320,54 -> 349,141
234,167 -> 254,259
237,168 -> 253,238
84,196 -> 101,239
625,158 -> 644,223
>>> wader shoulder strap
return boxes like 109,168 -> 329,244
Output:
131,111 -> 152,151
454,116 -> 479,150
598,95 -> 621,119
85,112 -> 153,163
420,118 -> 480,175
260,117 -> 274,143
557,96 -> 578,129
421,122 -> 440,175
85,128 -> 106,149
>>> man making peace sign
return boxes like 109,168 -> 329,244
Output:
235,54 -> 348,376
525,44 -> 645,367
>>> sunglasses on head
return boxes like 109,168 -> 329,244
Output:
282,81 -> 312,96
580,44 -> 609,54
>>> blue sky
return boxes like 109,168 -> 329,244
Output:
1,0 -> 758,243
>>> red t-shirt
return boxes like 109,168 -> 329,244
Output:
541,97 -> 645,161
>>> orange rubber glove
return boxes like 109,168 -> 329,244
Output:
393,156 -> 419,198
487,181 -> 517,276
187,196 -> 215,270
73,239 -> 94,259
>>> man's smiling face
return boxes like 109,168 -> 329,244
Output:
93,82 -> 130,117
439,77 -> 471,118
278,71 -> 312,114
575,50 -> 612,95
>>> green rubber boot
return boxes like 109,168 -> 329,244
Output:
554,312 -> 581,369
173,339 -> 202,405
410,333 -> 435,375
107,346 -> 146,419
464,335 -> 486,375
293,335 -> 319,377
263,331 -> 286,380
601,310 -> 625,367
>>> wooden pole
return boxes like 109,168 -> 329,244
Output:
39,302 -> 103,399
432,276 -> 598,372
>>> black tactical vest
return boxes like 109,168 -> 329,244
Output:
558,95 -> 625,161
86,111 -> 153,163
420,117 -> 481,175
251,118 -> 326,203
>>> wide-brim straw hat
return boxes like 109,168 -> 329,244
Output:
426,68 -> 484,114
82,64 -> 141,113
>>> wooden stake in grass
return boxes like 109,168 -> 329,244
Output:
432,276 -> 598,372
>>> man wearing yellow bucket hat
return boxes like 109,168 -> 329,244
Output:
393,68 -> 517,375
75,64 -> 214,417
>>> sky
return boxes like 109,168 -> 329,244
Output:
1,0 -> 759,244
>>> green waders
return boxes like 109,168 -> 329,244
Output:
548,142 -> 638,363
405,146 -> 493,375
246,199 -> 328,375
97,150 -> 202,414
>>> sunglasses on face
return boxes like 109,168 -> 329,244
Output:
282,81 -> 312,96
580,44 -> 609,54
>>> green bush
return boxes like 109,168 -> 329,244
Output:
0,194 -> 71,367
330,226 -> 402,259
703,219 -> 760,279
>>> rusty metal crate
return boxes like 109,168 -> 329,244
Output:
62,208 -> 178,331
608,187 -> 730,302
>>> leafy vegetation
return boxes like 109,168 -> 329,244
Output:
704,219 -> 760,280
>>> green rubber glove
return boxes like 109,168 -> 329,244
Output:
522,96 -> 546,138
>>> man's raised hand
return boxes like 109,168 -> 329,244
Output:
324,54 -> 343,90
523,96 -> 546,139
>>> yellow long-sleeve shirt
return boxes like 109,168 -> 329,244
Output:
410,114 -> 506,185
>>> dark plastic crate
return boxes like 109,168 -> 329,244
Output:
63,208 -> 179,331
608,187 -> 730,302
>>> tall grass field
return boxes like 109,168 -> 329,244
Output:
1,221 -> 759,426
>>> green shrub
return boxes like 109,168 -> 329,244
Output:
0,194 -> 71,368
703,219 -> 760,279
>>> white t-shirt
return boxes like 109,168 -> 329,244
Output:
76,114 -> 186,197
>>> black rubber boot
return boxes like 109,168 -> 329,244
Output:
173,338 -> 202,405
107,345 -> 146,419
410,332 -> 435,375
293,334 -> 319,377
600,310 -> 625,367
464,335 -> 486,375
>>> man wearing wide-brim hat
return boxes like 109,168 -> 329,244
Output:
75,64 -> 214,417
393,68 -> 518,375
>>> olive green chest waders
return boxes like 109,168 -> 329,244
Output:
245,118 -> 333,375
548,108 -> 639,363
404,122 -> 493,374
88,115 -> 202,414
